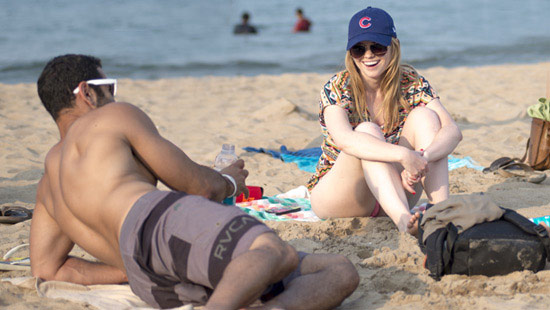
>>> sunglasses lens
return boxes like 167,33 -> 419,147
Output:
350,45 -> 366,58
351,43 -> 388,58
371,43 -> 388,56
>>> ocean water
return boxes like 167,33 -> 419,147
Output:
1,0 -> 549,84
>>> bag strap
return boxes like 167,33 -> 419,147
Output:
502,208 -> 550,261
425,228 -> 448,280
416,211 -> 432,253
442,223 -> 459,275
520,138 -> 530,163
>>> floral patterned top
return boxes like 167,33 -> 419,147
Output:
306,67 -> 439,190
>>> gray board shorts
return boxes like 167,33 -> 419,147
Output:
119,190 -> 306,309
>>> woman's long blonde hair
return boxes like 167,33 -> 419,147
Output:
345,37 -> 415,133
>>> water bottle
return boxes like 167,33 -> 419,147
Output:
214,144 -> 239,205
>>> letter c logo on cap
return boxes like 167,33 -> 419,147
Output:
359,17 -> 371,29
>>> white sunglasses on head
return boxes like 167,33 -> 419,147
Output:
73,78 -> 117,96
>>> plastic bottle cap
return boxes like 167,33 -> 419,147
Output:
222,144 -> 235,152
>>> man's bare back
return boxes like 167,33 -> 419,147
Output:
36,103 -> 159,269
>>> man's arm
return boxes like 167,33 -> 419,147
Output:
105,102 -> 247,201
30,181 -> 127,285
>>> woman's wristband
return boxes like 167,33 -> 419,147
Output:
221,174 -> 237,198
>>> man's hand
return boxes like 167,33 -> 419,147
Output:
220,159 -> 249,199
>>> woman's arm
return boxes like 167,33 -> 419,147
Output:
422,98 -> 463,162
324,105 -> 427,175
324,105 -> 404,161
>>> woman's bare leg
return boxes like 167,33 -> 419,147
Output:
399,107 -> 449,204
311,122 -> 414,231
311,106 -> 452,233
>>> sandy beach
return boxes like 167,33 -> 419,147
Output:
1,62 -> 550,309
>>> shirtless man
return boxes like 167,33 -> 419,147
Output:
30,54 -> 359,310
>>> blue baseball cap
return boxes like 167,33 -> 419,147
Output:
347,7 -> 397,50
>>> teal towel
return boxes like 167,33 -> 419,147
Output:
245,145 -> 483,172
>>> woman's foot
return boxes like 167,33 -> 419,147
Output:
406,212 -> 422,237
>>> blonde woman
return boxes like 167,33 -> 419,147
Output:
308,7 -> 462,235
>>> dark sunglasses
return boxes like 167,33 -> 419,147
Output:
350,43 -> 388,58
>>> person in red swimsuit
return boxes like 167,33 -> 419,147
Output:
293,8 -> 311,32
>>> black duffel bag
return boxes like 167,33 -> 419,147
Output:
418,207 -> 550,280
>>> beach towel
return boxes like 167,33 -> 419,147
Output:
236,197 -> 319,222
243,146 -> 484,172
235,186 -> 319,222
447,155 -> 484,171
242,146 -> 321,173
1,277 -> 193,310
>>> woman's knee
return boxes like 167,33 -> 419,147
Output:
354,122 -> 384,139
406,107 -> 441,130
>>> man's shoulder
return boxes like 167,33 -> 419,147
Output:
68,102 -> 148,141
38,150 -> 57,209
86,102 -> 145,124
44,142 -> 62,170
35,173 -> 49,203
97,101 -> 140,114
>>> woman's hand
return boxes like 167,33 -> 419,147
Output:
400,148 -> 428,179
401,169 -> 419,194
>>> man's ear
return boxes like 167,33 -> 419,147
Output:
74,82 -> 97,108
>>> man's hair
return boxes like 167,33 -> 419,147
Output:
37,54 -> 103,120
242,12 -> 250,21
296,8 -> 303,15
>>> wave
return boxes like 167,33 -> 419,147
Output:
111,59 -> 280,73
1,36 -> 548,84
407,36 -> 550,69
0,61 -> 46,72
